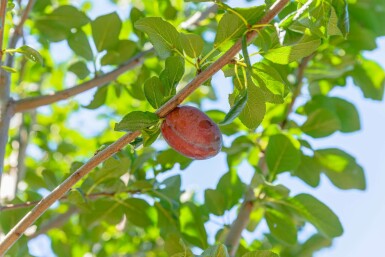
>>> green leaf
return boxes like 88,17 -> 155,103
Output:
135,17 -> 183,59
303,96 -> 360,133
144,76 -> 168,109
223,135 -> 255,168
297,234 -> 332,257
252,62 -> 288,103
83,86 -> 108,109
124,198 -> 155,228
35,5 -> 89,42
81,199 -> 124,226
128,65 -> 149,100
292,154 -> 321,188
214,6 -> 265,50
220,89 -> 247,125
13,45 -> 43,65
265,134 -> 301,174
67,29 -> 93,61
101,40 -> 137,66
92,12 -> 122,52
67,188 -> 87,206
242,251 -> 279,257
332,0 -> 349,37
7,1 -> 15,11
42,169 -> 58,190
315,148 -> 366,190
1,65 -> 17,73
204,189 -> 226,216
142,126 -> 161,147
263,37 -> 321,64
114,111 -> 159,132
327,7 -> 343,37
201,245 -> 229,257
230,83 -> 266,130
351,58 -> 385,101
157,149 -> 193,171
158,175 -> 181,201
180,202 -> 208,249
160,56 -> 185,96
165,236 -> 194,257
265,208 -> 297,245
289,194 -> 343,238
130,7 -> 146,44
42,5 -> 89,29
180,33 -> 204,58
90,157 -> 131,183
68,61 -> 90,79
301,109 -> 341,138
216,170 -> 245,210
35,21 -> 68,42
247,207 -> 264,232
156,202 -> 179,235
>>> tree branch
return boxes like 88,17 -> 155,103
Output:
13,50 -> 150,113
224,53 -> 315,256
0,0 -> 11,195
0,0 -> 7,62
14,111 -> 35,197
0,0 -> 289,253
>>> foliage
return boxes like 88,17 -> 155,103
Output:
0,0 -> 384,256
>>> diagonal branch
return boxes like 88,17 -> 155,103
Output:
13,50 -> 150,113
0,0 -> 290,253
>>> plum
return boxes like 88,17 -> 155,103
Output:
161,106 -> 222,160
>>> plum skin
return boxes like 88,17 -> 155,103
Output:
161,106 -> 223,160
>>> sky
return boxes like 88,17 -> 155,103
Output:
27,1 -> 385,256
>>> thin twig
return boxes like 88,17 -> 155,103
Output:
0,0 -> 7,62
13,50 -> 150,113
0,0 -> 289,253
281,54 -> 314,128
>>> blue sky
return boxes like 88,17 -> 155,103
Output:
28,1 -> 385,256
